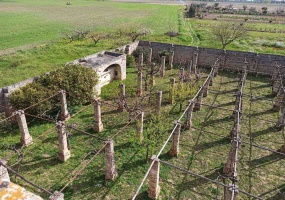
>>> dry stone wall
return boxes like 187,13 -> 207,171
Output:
137,41 -> 285,75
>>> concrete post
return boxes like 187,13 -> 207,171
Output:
0,160 -> 10,182
192,52 -> 198,74
193,90 -> 203,112
136,112 -> 144,142
49,191 -> 64,200
230,121 -> 239,139
150,63 -> 155,86
168,51 -> 174,70
169,122 -> 181,157
148,155 -> 160,199
60,90 -> 70,121
156,91 -> 162,114
276,105 -> 285,130
232,92 -> 241,120
224,184 -> 238,200
273,89 -> 284,112
136,71 -> 143,97
139,53 -> 144,71
56,121 -> 70,162
94,99 -> 103,133
184,100 -> 194,129
160,56 -> 166,77
148,48 -> 152,66
169,78 -> 175,104
118,84 -> 125,111
209,73 -> 213,86
187,60 -> 193,73
214,65 -> 219,77
16,110 -> 33,146
3,92 -> 14,120
203,79 -> 210,97
272,76 -> 282,96
223,139 -> 239,177
179,67 -> 185,82
105,140 -> 117,181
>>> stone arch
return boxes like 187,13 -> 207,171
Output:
103,64 -> 122,80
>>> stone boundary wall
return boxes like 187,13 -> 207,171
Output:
137,41 -> 285,75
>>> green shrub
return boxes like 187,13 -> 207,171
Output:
10,82 -> 54,114
126,55 -> 135,68
10,64 -> 98,115
38,64 -> 98,105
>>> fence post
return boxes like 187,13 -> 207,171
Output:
148,155 -> 160,199
273,89 -> 284,112
105,139 -> 117,181
193,90 -> 203,112
168,51 -> 174,70
276,105 -> 285,130
169,122 -> 181,157
169,78 -> 175,104
56,121 -> 70,162
160,56 -> 166,77
0,160 -> 10,182
136,112 -> 144,142
224,184 -> 238,200
49,191 -> 64,200
94,99 -> 103,133
156,91 -> 162,114
60,90 -> 70,121
148,48 -> 152,66
16,110 -> 33,146
184,100 -> 194,129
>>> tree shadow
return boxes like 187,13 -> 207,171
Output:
194,137 -> 230,151
249,109 -> 275,118
248,153 -> 283,168
202,116 -> 232,126
263,184 -> 285,200
251,126 -> 277,138
216,101 -> 236,107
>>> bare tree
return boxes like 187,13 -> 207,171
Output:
164,31 -> 179,40
211,22 -> 247,49
243,5 -> 248,12
126,28 -> 152,42
89,32 -> 106,45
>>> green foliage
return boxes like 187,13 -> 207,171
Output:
10,65 -> 98,114
9,82 -> 54,114
38,64 -> 98,105
126,55 -> 135,68
138,113 -> 168,162
188,4 -> 196,18
173,82 -> 197,112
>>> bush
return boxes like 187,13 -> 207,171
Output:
10,64 -> 99,115
10,82 -> 54,114
126,55 -> 135,68
132,47 -> 149,63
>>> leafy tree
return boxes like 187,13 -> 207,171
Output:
164,31 -> 179,40
138,114 -> 167,162
211,22 -> 247,49
173,82 -> 197,112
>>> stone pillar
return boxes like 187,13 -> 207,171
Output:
203,79 -> 210,97
136,112 -> 144,142
273,89 -> 284,112
160,56 -> 166,77
150,63 -> 155,86
118,84 -> 125,111
49,191 -> 64,200
184,100 -> 194,129
16,110 -> 33,146
136,71 -> 143,97
56,121 -> 70,162
209,73 -> 213,86
139,53 -> 144,71
169,122 -> 181,157
148,48 -> 152,66
224,184 -> 238,200
156,91 -> 162,114
192,52 -> 198,74
223,139 -> 239,177
169,78 -> 175,104
94,99 -> 103,133
105,140 -> 117,181
272,76 -> 282,96
60,90 -> 70,121
0,160 -> 10,182
193,90 -> 203,112
148,155 -> 160,199
168,51 -> 174,70
179,68 -> 185,82
3,92 -> 14,119
230,121 -> 239,139
276,106 -> 285,130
